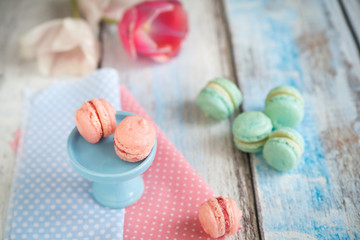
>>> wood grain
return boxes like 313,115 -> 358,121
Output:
2,0 -> 359,239
341,0 -> 360,48
224,0 -> 360,239
0,0 -> 72,238
101,1 -> 259,239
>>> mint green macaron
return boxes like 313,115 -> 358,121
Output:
196,78 -> 242,121
232,111 -> 273,153
263,127 -> 305,171
264,85 -> 304,128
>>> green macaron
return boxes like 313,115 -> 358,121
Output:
196,78 -> 242,120
263,127 -> 305,171
264,85 -> 304,128
232,111 -> 273,153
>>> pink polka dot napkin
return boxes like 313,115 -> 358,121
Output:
120,86 -> 214,240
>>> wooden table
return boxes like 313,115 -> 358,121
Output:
1,0 -> 359,239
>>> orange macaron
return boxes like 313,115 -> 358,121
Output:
75,98 -> 116,143
113,115 -> 156,162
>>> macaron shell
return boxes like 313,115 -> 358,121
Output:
208,198 -> 226,238
266,85 -> 304,105
263,137 -> 300,171
114,144 -> 152,162
114,116 -> 156,162
265,95 -> 304,128
91,99 -> 116,137
198,200 -> 223,238
232,111 -> 273,142
196,88 -> 233,120
211,78 -> 242,108
226,198 -> 242,235
75,102 -> 102,143
269,127 -> 305,153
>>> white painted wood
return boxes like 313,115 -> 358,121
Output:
0,0 -> 259,239
0,1 -> 72,238
101,1 -> 259,239
224,0 -> 360,238
342,0 -> 360,46
2,0 -> 359,239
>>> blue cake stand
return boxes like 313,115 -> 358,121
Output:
67,111 -> 157,209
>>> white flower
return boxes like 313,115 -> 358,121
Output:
19,18 -> 100,77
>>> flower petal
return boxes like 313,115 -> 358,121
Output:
133,30 -> 157,53
53,18 -> 100,68
78,0 -> 110,34
51,18 -> 84,52
118,0 -> 188,62
20,18 -> 99,77
38,47 -> 96,77
149,1 -> 188,50
19,19 -> 63,58
118,7 -> 138,58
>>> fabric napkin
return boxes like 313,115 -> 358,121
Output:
6,69 -> 216,240
120,86 -> 214,240
4,69 -> 125,240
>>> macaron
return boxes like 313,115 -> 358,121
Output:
264,85 -> 304,128
263,127 -> 305,171
196,78 -> 242,120
198,196 -> 242,239
113,115 -> 156,162
232,111 -> 272,153
75,98 -> 116,143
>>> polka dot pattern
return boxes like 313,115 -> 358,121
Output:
5,69 -> 125,240
120,86 -> 214,240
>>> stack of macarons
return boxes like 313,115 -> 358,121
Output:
231,85 -> 305,171
196,81 -> 305,172
75,98 -> 156,163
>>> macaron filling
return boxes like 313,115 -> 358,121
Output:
207,82 -> 236,109
266,90 -> 304,105
113,140 -> 152,161
271,137 -> 302,158
233,136 -> 268,147
269,130 -> 304,154
233,131 -> 271,143
216,197 -> 230,237
88,100 -> 104,137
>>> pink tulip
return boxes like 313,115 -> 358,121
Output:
118,0 -> 188,62
19,18 -> 99,77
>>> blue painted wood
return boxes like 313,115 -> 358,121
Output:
224,0 -> 360,239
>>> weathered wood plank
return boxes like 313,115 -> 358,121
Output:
102,1 -> 259,239
224,0 -> 360,239
0,0 -> 71,238
341,0 -> 360,48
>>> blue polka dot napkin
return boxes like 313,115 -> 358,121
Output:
4,69 -> 125,240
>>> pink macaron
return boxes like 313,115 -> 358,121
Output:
113,115 -> 156,162
198,196 -> 242,239
75,98 -> 116,143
